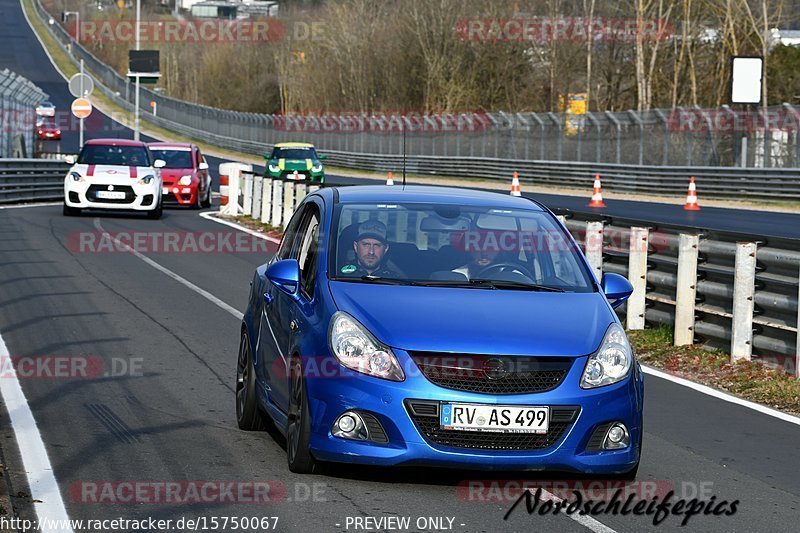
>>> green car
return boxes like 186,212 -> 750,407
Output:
264,142 -> 326,183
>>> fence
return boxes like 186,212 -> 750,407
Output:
32,0 -> 800,169
223,172 -> 800,377
0,69 -> 48,158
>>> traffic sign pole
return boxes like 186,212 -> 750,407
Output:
79,60 -> 84,148
134,0 -> 141,141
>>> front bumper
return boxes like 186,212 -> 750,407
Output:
64,178 -> 161,211
304,353 -> 644,473
161,183 -> 198,206
267,170 -> 324,183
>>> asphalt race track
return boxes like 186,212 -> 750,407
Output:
1,0 -> 800,532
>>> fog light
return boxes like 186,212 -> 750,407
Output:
337,414 -> 356,433
332,411 -> 368,441
603,422 -> 630,450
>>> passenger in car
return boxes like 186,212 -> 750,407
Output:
451,247 -> 501,279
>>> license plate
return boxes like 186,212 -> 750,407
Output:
96,190 -> 126,200
440,404 -> 549,434
291,173 -> 305,180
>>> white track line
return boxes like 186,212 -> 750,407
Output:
92,219 -> 243,320
0,333 -> 75,533
0,202 -> 60,210
642,365 -> 800,426
199,211 -> 281,244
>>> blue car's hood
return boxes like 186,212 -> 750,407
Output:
328,282 -> 614,357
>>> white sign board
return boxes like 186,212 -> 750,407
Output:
731,57 -> 763,104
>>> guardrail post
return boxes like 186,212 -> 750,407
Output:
294,182 -> 308,210
627,227 -> 649,330
251,175 -> 262,221
731,242 -> 757,361
271,179 -> 283,227
795,265 -> 800,378
674,234 -> 700,346
242,172 -> 253,216
585,221 -> 604,279
282,181 -> 294,229
261,177 -> 272,225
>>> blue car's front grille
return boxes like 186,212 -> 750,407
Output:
405,400 -> 580,451
409,352 -> 572,395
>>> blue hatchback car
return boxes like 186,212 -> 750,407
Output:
236,185 -> 643,476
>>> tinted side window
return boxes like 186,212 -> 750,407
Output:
276,206 -> 307,261
296,208 -> 320,299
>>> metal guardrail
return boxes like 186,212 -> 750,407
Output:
31,0 -> 800,171
0,159 -> 68,204
558,211 -> 800,375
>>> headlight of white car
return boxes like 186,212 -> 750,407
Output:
69,171 -> 83,182
329,312 -> 404,381
580,323 -> 633,388
137,175 -> 155,185
179,175 -> 193,186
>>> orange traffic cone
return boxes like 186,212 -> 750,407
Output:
510,171 -> 521,197
587,174 -> 606,207
684,177 -> 701,210
386,171 -> 394,186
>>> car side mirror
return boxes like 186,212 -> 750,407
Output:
318,154 -> 327,160
154,159 -> 166,169
266,259 -> 301,298
198,162 -> 209,170
601,273 -> 633,309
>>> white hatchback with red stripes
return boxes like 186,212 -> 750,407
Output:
63,138 -> 165,219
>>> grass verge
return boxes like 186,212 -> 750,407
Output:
630,326 -> 800,416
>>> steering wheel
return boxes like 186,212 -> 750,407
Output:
475,262 -> 535,281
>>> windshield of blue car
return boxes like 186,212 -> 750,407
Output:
149,149 -> 194,169
270,148 -> 317,160
330,203 -> 595,292
77,145 -> 151,167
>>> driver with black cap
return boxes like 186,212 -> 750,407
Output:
339,220 -> 402,278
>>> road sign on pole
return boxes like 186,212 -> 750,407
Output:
71,98 -> 92,119
68,73 -> 94,98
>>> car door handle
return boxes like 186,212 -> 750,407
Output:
289,320 -> 299,332
263,292 -> 274,304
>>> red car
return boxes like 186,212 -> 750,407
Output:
147,142 -> 212,208
36,119 -> 61,140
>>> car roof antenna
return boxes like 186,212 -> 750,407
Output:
402,118 -> 407,189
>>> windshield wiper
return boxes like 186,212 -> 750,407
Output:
411,279 -> 565,291
336,275 -> 420,286
468,279 -> 566,292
